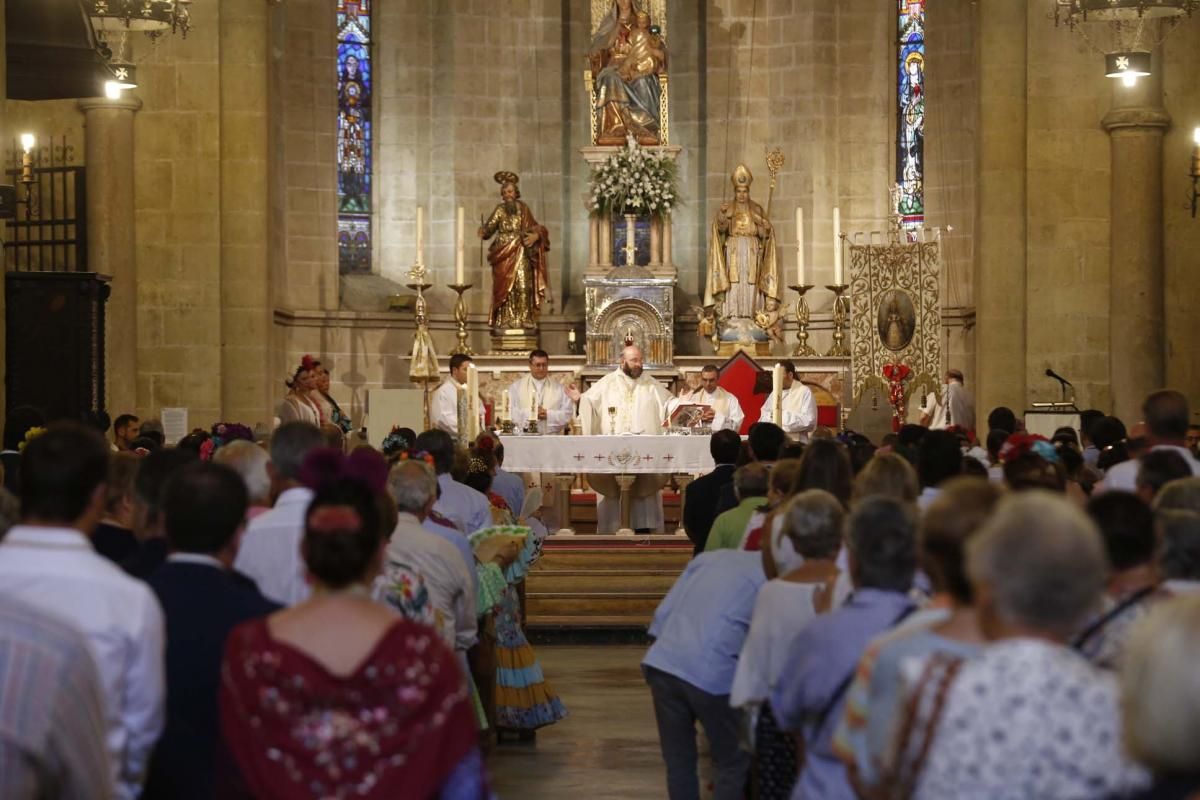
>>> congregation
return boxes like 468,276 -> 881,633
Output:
1,350 -> 1200,800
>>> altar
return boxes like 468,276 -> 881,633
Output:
501,433 -> 714,536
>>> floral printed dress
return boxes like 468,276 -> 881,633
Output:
470,526 -> 566,732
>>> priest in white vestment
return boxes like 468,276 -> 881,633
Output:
758,360 -> 817,439
578,345 -> 672,532
431,354 -> 485,436
665,364 -> 745,432
507,349 -> 576,435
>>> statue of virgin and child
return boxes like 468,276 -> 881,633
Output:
588,0 -> 668,146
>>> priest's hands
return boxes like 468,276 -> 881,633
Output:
700,407 -> 716,423
565,383 -> 582,403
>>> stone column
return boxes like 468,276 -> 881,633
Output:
0,0 -> 7,418
1103,72 -> 1169,423
220,0 -> 271,426
973,0 -> 1027,419
79,95 -> 142,417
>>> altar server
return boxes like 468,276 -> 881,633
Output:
507,349 -> 576,435
578,345 -> 672,531
666,364 -> 745,432
431,354 -> 485,437
758,360 -> 817,440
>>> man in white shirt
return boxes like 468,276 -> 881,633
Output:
1100,390 -> 1200,493
234,421 -> 325,605
666,364 -> 745,432
508,349 -> 576,434
379,460 -> 477,654
758,359 -> 817,440
414,429 -> 493,535
431,353 -> 485,437
0,424 -> 165,800
578,345 -> 673,531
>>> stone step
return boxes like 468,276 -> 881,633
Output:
526,592 -> 663,619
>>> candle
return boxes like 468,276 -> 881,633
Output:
832,206 -> 843,285
568,329 -> 576,344
795,206 -> 805,285
501,388 -> 510,421
416,205 -> 425,266
466,363 -> 480,440
455,206 -> 465,284
771,363 -> 784,425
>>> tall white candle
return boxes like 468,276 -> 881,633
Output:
416,205 -> 425,266
501,387 -> 510,421
455,206 -> 465,284
466,363 -> 480,440
772,363 -> 784,425
832,206 -> 843,285
796,207 -> 805,285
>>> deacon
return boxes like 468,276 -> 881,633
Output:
508,349 -> 576,435
578,344 -> 673,532
665,364 -> 745,432
431,354 -> 485,436
758,360 -> 817,440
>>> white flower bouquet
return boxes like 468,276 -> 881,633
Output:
588,138 -> 681,219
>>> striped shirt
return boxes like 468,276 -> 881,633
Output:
0,596 -> 112,799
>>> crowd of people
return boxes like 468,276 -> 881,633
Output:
3,352 -> 1200,799
652,387 -> 1200,799
0,356 -> 571,799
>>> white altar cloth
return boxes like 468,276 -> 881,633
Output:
499,434 -> 715,474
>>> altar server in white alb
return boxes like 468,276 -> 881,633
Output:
508,349 -> 576,434
578,344 -> 673,532
431,354 -> 486,436
665,364 -> 745,432
758,360 -> 817,439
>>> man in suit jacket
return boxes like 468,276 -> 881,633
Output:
143,462 -> 279,800
683,429 -> 742,555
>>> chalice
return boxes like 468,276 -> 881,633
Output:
607,406 -> 618,435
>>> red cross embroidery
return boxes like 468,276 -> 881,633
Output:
573,453 -> 586,463
594,454 -> 607,463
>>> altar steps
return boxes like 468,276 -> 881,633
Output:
525,537 -> 692,631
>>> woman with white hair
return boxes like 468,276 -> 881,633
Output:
893,492 -> 1149,799
730,489 -> 849,799
1115,595 -> 1200,799
212,440 -> 272,519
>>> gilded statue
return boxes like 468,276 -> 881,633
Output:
478,171 -> 550,331
589,1 -> 667,146
704,165 -> 781,347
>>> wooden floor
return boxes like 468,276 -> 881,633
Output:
489,645 -> 672,798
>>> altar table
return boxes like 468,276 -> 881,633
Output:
499,434 -> 715,534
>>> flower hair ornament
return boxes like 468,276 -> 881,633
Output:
308,505 -> 363,535
200,421 -> 255,462
998,432 -> 1060,465
381,426 -> 409,458
468,457 -> 490,475
287,354 -> 321,388
18,426 -> 47,453
298,447 -> 389,495
398,449 -> 435,467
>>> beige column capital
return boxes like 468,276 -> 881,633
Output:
1101,106 -> 1171,134
77,96 -> 144,115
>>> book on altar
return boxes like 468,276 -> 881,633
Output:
668,404 -> 709,428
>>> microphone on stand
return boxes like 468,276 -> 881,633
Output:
1045,368 -> 1073,403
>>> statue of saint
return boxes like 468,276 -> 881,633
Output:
589,2 -> 667,146
704,165 -> 781,343
478,171 -> 550,330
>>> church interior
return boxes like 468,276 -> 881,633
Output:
2,0 -> 1200,797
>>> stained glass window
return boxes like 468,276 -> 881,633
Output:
338,0 -> 372,274
897,0 -> 925,234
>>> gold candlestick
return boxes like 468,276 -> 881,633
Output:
447,283 -> 473,356
788,284 -> 817,357
824,284 -> 851,358
405,265 -> 439,429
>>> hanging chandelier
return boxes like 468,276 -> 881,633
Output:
1055,0 -> 1199,83
80,0 -> 193,90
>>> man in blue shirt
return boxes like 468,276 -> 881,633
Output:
642,549 -> 767,799
770,496 -> 917,800
415,429 -> 492,535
